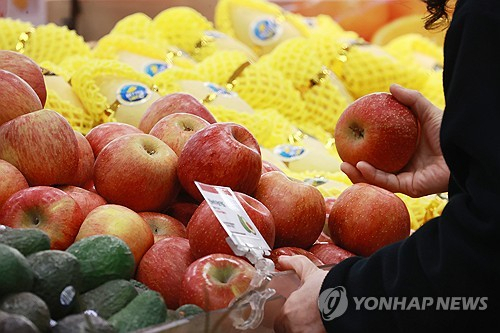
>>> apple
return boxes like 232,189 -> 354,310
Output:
328,183 -> 411,256
0,109 -> 80,186
308,243 -> 356,265
84,122 -> 143,158
261,160 -> 284,175
75,204 -> 154,265
187,192 -> 275,259
253,171 -> 326,249
0,186 -> 84,250
179,253 -> 256,311
149,112 -> 210,156
138,212 -> 187,243
177,122 -> 262,202
71,131 -> 94,187
138,92 -> 217,133
334,92 -> 419,173
267,247 -> 324,271
164,202 -> 199,226
136,237 -> 195,309
58,185 -> 107,219
0,69 -> 42,126
0,50 -> 47,105
93,133 -> 180,213
0,159 -> 29,210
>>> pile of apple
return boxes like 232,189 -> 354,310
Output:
0,49 -> 412,316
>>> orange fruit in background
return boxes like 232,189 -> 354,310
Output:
387,0 -> 427,20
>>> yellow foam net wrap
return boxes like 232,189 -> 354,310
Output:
398,193 -> 448,230
70,58 -> 154,125
214,0 -> 311,56
109,12 -> 154,41
0,18 -> 34,51
153,67 -> 206,96
15,23 -> 91,65
419,70 -> 445,110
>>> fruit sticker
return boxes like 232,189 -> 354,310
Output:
205,82 -> 235,97
273,144 -> 308,162
250,16 -> 283,45
116,83 -> 151,106
143,62 -> 170,77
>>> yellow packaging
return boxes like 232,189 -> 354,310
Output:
0,17 -> 33,51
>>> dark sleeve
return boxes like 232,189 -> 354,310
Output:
320,1 -> 500,332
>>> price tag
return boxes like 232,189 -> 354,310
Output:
195,182 -> 271,261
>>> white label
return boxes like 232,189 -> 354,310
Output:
195,182 -> 271,256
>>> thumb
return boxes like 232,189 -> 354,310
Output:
278,255 -> 320,282
390,84 -> 434,120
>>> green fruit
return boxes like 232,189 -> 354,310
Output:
0,228 -> 50,256
79,280 -> 138,319
66,235 -> 135,293
0,244 -> 34,297
27,250 -> 81,320
52,313 -> 117,333
129,279 -> 150,294
0,292 -> 50,333
108,290 -> 167,333
175,304 -> 205,319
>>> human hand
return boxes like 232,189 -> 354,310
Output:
340,84 -> 450,197
274,255 -> 328,333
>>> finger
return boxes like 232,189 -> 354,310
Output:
340,162 -> 367,184
356,161 -> 402,193
389,84 -> 435,120
273,310 -> 288,333
278,255 -> 320,282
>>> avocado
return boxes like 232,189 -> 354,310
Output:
79,279 -> 138,319
66,235 -> 135,292
0,244 -> 34,297
175,304 -> 205,319
52,313 -> 117,333
108,290 -> 167,333
0,312 -> 40,333
27,250 -> 81,320
0,228 -> 51,256
129,279 -> 150,294
0,292 -> 50,333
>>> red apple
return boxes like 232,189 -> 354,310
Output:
58,185 -> 107,218
136,237 -> 195,309
177,122 -> 262,202
0,50 -> 47,105
138,212 -> 187,243
138,92 -> 217,133
149,112 -> 210,156
0,109 -> 80,186
253,171 -> 326,249
72,130 -> 94,187
84,122 -> 143,158
93,133 -> 180,213
179,253 -> 256,311
0,159 -> 29,210
75,204 -> 154,265
328,183 -> 411,256
0,69 -> 42,126
0,186 -> 84,250
308,243 -> 356,265
164,202 -> 199,226
267,247 -> 324,271
187,192 -> 275,259
334,92 -> 419,173
261,160 -> 284,175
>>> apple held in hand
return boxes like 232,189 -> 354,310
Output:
0,186 -> 84,250
149,112 -> 210,156
267,247 -> 324,271
138,212 -> 187,243
93,133 -> 180,212
253,171 -> 326,249
0,50 -> 47,105
328,183 -> 411,257
177,122 -> 262,202
179,253 -> 256,311
84,122 -> 143,158
0,159 -> 29,210
75,204 -> 154,265
0,69 -> 42,126
187,192 -> 275,259
334,92 -> 419,173
138,92 -> 217,133
136,237 -> 195,309
308,243 -> 356,265
0,109 -> 80,186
